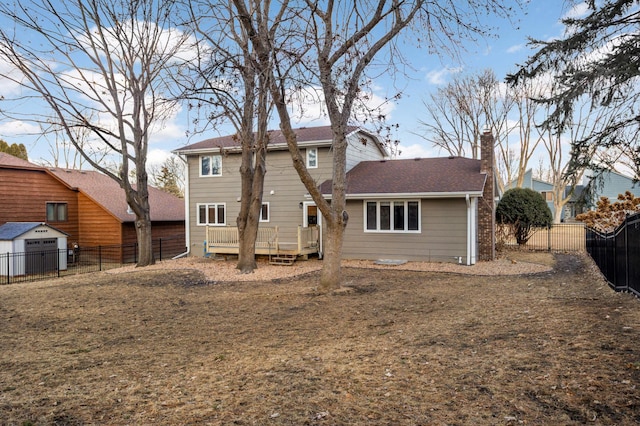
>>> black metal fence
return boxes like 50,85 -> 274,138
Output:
1,235 -> 186,285
586,212 -> 640,296
497,223 -> 586,252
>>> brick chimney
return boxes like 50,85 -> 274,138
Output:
478,129 -> 495,261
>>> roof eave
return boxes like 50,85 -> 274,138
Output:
317,191 -> 485,200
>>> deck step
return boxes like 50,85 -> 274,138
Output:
270,254 -> 296,265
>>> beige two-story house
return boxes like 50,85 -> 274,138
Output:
174,125 -> 496,264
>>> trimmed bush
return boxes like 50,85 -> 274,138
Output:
496,187 -> 553,245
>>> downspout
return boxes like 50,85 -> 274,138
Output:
173,154 -> 190,259
466,194 -> 471,265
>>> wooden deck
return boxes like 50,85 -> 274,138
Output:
205,226 -> 319,260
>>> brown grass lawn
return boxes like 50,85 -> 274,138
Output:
1,252 -> 639,425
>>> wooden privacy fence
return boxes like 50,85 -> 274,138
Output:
586,212 -> 640,296
497,223 -> 586,252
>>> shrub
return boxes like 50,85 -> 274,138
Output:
496,188 -> 553,245
576,191 -> 640,233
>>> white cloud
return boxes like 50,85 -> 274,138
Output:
0,120 -> 40,137
286,85 -> 396,127
396,143 -> 437,159
147,148 -> 172,167
563,2 -> 590,20
506,44 -> 524,54
425,67 -> 463,85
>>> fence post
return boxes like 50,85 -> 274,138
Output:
5,252 -> 9,285
99,246 -> 102,271
159,238 -> 162,262
547,224 -> 551,252
57,249 -> 60,278
625,215 -> 629,292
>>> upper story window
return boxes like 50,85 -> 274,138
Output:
200,154 -> 222,177
197,203 -> 226,226
46,202 -> 68,222
365,200 -> 420,233
306,148 -> 318,168
540,191 -> 553,201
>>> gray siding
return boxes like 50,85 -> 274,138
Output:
187,148 -> 333,256
346,133 -> 386,170
342,198 -> 468,262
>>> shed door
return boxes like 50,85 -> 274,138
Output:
25,238 -> 58,274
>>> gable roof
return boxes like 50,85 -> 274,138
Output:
173,125 -> 383,154
319,156 -> 487,197
1,152 -> 184,223
0,152 -> 40,170
0,222 -> 68,240
47,168 -> 184,223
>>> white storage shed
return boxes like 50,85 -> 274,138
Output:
0,222 -> 68,277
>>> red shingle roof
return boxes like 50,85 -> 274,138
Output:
1,152 -> 184,222
46,168 -> 184,223
319,156 -> 487,196
0,152 -> 38,169
175,125 -> 360,153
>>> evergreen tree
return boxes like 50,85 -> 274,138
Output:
508,0 -> 640,175
0,140 -> 28,160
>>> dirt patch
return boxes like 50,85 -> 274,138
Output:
1,252 -> 639,425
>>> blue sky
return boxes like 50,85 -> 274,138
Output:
0,1 -> 579,168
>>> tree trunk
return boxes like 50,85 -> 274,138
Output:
319,218 -> 345,292
237,213 -> 259,272
135,212 -> 154,267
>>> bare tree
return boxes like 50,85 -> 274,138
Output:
542,98 -> 620,223
0,0 -> 190,266
419,70 -> 564,194
234,0 -> 520,292
178,0 -> 281,273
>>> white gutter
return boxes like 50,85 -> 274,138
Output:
172,154 -> 190,259
318,191 -> 485,200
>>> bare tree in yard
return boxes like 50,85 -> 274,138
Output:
417,69 -> 551,194
419,70 -> 513,162
0,0 -> 190,266
234,0 -> 521,292
539,98 -> 616,223
505,78 -> 546,189
178,0 -> 279,273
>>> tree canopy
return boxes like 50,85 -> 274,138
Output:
507,0 -> 640,176
0,139 -> 28,160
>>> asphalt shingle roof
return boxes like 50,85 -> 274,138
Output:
0,152 -> 38,168
319,156 -> 487,195
47,168 -> 184,222
175,125 -> 360,152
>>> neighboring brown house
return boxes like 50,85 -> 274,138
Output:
0,153 -> 185,261
174,125 -> 495,264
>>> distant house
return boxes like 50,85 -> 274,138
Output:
174,125 -> 496,264
507,168 -> 640,221
0,153 -> 185,261
506,169 -> 556,217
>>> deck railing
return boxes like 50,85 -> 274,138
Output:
206,225 -> 319,254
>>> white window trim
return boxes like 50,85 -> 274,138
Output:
259,202 -> 270,222
306,147 -> 318,169
196,202 -> 226,226
363,199 -> 421,233
199,154 -> 222,177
